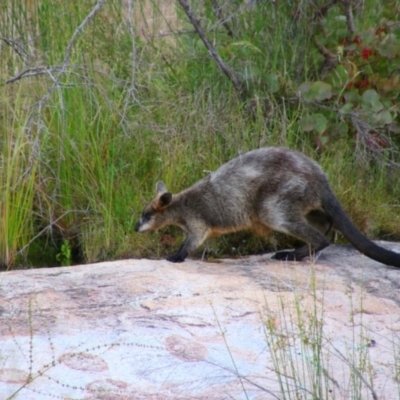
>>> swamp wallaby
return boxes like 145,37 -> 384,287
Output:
135,147 -> 400,267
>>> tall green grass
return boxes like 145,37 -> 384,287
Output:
0,87 -> 37,267
0,0 -> 399,268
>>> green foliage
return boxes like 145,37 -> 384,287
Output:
0,0 -> 399,268
298,81 -> 333,103
56,240 -> 72,267
296,1 -> 400,146
299,113 -> 329,139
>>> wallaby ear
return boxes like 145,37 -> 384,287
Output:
156,181 -> 168,195
158,192 -> 172,209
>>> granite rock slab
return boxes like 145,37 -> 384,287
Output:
1,243 -> 400,399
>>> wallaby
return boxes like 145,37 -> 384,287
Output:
135,147 -> 400,267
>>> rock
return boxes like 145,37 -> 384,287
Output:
1,243 -> 400,399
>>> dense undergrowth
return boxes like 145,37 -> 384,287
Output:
0,0 -> 399,269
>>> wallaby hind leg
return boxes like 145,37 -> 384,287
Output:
271,215 -> 330,261
306,209 -> 333,236
277,210 -> 333,261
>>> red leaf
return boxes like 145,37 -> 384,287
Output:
358,78 -> 369,89
362,47 -> 373,60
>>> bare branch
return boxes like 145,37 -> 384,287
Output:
6,66 -> 63,84
211,0 -> 234,38
119,0 -> 138,134
16,0 -> 108,160
61,0 -> 107,72
7,0 -> 107,106
0,36 -> 32,63
312,35 -> 338,78
313,0 -> 339,20
177,0 -> 243,96
342,0 -> 355,35
209,0 -> 257,32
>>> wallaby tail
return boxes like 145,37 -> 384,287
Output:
323,194 -> 400,267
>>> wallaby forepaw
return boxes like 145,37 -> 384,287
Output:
272,251 -> 297,261
166,253 -> 186,263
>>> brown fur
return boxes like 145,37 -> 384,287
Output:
135,147 -> 400,266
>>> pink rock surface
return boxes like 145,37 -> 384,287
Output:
1,244 -> 400,399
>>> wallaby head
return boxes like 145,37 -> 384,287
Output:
134,181 -> 173,233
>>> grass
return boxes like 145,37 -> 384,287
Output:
205,268 -> 400,399
0,86 -> 37,267
259,271 -> 396,399
263,302 -> 371,398
0,0 -> 399,268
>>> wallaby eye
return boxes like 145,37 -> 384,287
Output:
142,211 -> 152,222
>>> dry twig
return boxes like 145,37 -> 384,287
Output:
211,0 -> 234,38
312,35 -> 338,78
0,36 -> 32,63
177,0 -> 243,96
342,0 -> 355,35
